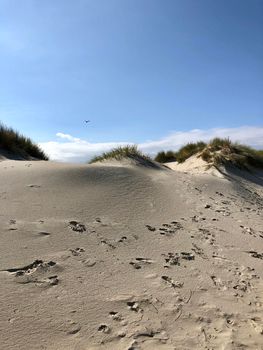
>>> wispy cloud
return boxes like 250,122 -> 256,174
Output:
39,126 -> 263,163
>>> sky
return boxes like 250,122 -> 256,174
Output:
0,0 -> 262,162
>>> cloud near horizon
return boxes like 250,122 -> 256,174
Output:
39,126 -> 263,163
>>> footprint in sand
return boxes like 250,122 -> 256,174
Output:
100,239 -> 116,249
191,215 -> 206,222
129,258 -> 153,270
68,220 -> 86,233
4,259 -> 60,286
69,247 -> 85,256
82,258 -> 96,267
108,311 -> 125,323
240,226 -> 257,237
245,251 -> 263,260
158,221 -> 183,236
37,231 -> 51,237
192,243 -> 208,259
127,301 -> 142,313
98,324 -> 111,334
145,225 -> 156,232
8,219 -> 18,230
198,228 -> 216,245
161,275 -> 183,289
163,252 -> 195,267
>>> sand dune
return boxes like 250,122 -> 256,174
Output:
0,160 -> 263,349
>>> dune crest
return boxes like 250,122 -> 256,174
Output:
0,160 -> 262,349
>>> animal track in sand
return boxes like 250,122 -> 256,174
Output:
66,322 -> 81,335
37,231 -> 51,236
109,311 -> 124,322
162,252 -> 195,267
245,251 -> 263,260
159,221 -> 183,236
145,225 -> 156,232
191,215 -> 207,222
215,206 -> 231,217
100,239 -> 116,249
240,225 -> 263,238
127,301 -> 142,313
69,248 -> 97,266
8,219 -> 18,230
69,247 -> 85,256
216,191 -> 224,197
4,259 -> 59,286
98,324 -> 111,334
198,228 -> 216,245
161,275 -> 183,289
68,220 -> 86,233
192,243 -> 208,259
129,258 -> 153,269
118,236 -> 127,243
210,265 -> 260,297
146,221 -> 183,236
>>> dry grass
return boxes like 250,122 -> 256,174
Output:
154,138 -> 263,170
200,138 -> 263,169
89,145 -> 158,167
176,142 -> 207,163
0,123 -> 48,160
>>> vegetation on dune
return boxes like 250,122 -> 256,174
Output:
89,145 -> 155,166
176,141 -> 207,163
154,142 -> 207,164
154,150 -> 177,163
201,138 -> 263,169
0,123 -> 48,160
154,137 -> 263,170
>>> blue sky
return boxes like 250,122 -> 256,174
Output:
0,0 -> 262,161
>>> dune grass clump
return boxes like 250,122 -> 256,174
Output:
0,123 -> 48,160
154,150 -> 177,163
154,137 -> 263,170
89,145 -> 154,165
176,141 -> 207,163
200,138 -> 263,169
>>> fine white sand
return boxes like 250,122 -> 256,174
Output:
0,159 -> 263,349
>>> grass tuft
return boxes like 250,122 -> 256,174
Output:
154,150 -> 177,163
154,137 -> 263,170
201,138 -> 263,169
0,123 -> 48,160
89,145 -> 156,166
176,141 -> 207,163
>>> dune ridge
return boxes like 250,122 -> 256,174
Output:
0,159 -> 263,349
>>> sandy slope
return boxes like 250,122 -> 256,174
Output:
0,160 -> 263,350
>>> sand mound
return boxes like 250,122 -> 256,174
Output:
92,156 -> 165,170
0,148 -> 35,161
0,160 -> 263,349
165,154 -> 224,178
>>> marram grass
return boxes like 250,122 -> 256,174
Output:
0,123 -> 48,160
89,145 -> 155,166
154,138 -> 263,170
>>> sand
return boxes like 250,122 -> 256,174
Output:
0,159 -> 263,349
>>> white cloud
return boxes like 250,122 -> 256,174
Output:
139,126 -> 263,154
56,132 -> 82,143
39,126 -> 263,163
